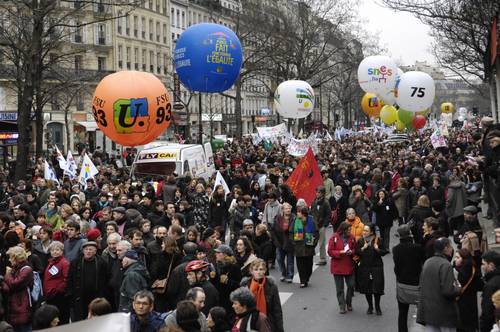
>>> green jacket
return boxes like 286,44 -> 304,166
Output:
119,262 -> 149,312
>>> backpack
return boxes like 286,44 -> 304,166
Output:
20,266 -> 43,306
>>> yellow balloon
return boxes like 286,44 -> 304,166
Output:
380,105 -> 398,125
441,102 -> 454,114
361,93 -> 385,118
395,120 -> 406,131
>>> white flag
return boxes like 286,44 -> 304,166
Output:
78,153 -> 99,186
44,161 -> 59,184
65,151 -> 77,179
213,171 -> 230,198
54,145 -> 67,170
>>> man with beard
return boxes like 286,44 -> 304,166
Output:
167,242 -> 198,308
147,226 -> 168,270
101,232 -> 122,310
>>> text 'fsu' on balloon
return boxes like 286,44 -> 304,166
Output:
91,71 -> 173,147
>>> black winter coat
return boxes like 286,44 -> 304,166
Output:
372,198 -> 398,228
392,239 -> 425,286
209,195 -> 229,229
211,256 -> 242,322
408,206 -> 433,244
241,276 -> 284,332
355,237 -> 386,295
480,268 -> 500,332
66,256 -> 108,321
456,262 -> 482,331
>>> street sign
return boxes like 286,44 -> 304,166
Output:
173,73 -> 181,103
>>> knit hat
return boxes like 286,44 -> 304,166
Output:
123,250 -> 138,260
201,228 -> 215,241
86,228 -> 101,241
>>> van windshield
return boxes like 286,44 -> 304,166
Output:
132,161 -> 181,177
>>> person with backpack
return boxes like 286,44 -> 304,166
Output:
1,246 -> 34,332
43,241 -> 70,325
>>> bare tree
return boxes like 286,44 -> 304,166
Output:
0,0 -> 139,181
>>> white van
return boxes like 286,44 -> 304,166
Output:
131,143 -> 215,180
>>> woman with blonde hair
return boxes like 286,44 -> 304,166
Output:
1,246 -> 34,331
407,195 -> 433,244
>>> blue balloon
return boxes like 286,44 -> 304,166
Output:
174,23 -> 243,93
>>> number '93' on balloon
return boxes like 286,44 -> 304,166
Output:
174,23 -> 243,93
91,71 -> 172,147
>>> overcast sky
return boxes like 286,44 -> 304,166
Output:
358,0 -> 436,66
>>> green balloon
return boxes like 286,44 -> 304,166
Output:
397,109 -> 415,125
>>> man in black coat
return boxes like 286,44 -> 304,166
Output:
311,186 -> 331,265
480,251 -> 500,332
66,242 -> 108,321
166,242 -> 198,309
393,225 -> 425,332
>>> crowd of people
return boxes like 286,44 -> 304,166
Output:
0,117 -> 498,332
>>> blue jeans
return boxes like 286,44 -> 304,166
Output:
276,247 -> 294,279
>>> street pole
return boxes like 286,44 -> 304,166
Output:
198,93 -> 203,144
319,82 -> 323,125
496,60 -> 500,123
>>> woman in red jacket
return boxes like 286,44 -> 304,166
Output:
43,241 -> 70,325
2,246 -> 34,332
328,221 -> 356,314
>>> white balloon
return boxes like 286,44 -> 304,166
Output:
379,68 -> 403,105
274,80 -> 314,119
357,55 -> 398,95
396,71 -> 435,112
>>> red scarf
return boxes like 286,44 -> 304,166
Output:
249,277 -> 267,316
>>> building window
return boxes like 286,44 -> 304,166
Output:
148,0 -> 153,10
142,49 -> 147,71
163,24 -> 167,43
150,51 -> 155,72
164,54 -> 168,74
76,91 -> 84,111
133,16 -> 138,37
117,12 -> 122,34
141,17 -> 146,39
97,57 -> 106,71
125,15 -> 130,35
176,10 -> 180,28
126,47 -> 131,69
134,48 -> 139,69
74,21 -> 83,43
182,11 -> 185,28
156,22 -> 160,42
118,45 -> 123,68
149,19 -> 153,41
74,55 -> 83,72
171,8 -> 175,27
97,23 -> 106,45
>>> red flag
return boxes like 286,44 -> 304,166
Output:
492,15 -> 498,66
285,148 -> 323,206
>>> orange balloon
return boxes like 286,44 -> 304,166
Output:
91,71 -> 172,146
361,93 -> 385,118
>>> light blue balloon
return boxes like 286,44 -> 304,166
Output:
174,23 -> 243,93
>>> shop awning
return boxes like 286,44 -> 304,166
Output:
76,121 -> 98,131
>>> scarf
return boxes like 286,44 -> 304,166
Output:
333,192 -> 343,202
293,216 -> 315,245
46,208 -> 57,218
249,277 -> 267,316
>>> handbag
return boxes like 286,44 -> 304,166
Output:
396,282 -> 420,305
151,258 -> 174,294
